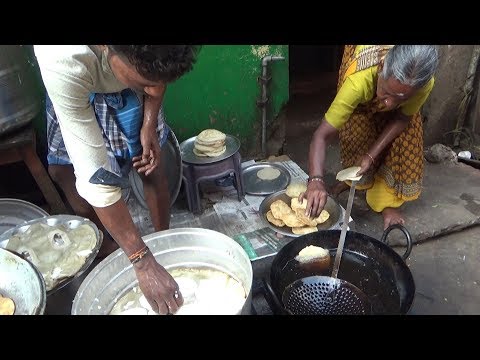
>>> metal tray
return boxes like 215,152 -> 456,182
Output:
0,215 -> 103,296
129,129 -> 182,209
258,190 -> 344,237
0,198 -> 49,237
180,134 -> 240,165
242,163 -> 291,196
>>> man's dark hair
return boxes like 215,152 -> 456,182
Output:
108,45 -> 201,83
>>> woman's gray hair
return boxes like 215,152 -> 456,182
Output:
382,45 -> 439,89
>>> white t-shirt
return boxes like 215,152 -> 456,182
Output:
34,45 -> 128,207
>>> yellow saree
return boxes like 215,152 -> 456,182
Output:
336,45 -> 426,212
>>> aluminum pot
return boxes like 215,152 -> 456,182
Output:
0,45 -> 41,135
72,228 -> 253,315
0,248 -> 46,315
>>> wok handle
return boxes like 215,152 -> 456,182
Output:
262,278 -> 287,315
380,224 -> 413,260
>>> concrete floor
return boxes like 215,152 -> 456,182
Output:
281,71 -> 480,315
406,226 -> 480,315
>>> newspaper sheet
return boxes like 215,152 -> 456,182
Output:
127,157 -> 348,261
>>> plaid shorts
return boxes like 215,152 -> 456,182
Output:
46,89 -> 169,182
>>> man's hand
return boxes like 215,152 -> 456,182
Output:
134,90 -> 166,177
133,124 -> 161,176
299,180 -> 328,218
133,252 -> 184,314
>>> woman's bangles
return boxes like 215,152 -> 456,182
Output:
365,152 -> 376,165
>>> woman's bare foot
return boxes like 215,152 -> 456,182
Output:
382,207 -> 405,230
330,181 -> 349,197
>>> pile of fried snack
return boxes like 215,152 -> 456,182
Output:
266,183 -> 330,235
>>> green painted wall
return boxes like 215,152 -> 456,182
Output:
163,45 -> 289,156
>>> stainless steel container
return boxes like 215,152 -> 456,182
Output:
72,228 -> 253,315
0,248 -> 46,315
0,215 -> 103,295
0,46 -> 42,135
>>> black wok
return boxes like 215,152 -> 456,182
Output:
265,224 -> 415,315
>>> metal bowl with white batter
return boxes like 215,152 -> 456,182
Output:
72,228 -> 253,315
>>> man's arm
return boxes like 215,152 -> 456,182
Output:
94,199 -> 181,314
133,86 -> 166,175
143,89 -> 165,129
93,201 -> 144,256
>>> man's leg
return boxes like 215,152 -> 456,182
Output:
48,164 -> 119,256
139,152 -> 170,231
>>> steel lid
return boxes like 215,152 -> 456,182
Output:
129,129 -> 182,209
0,198 -> 49,237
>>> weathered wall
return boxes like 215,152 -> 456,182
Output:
163,45 -> 289,158
422,45 -> 474,146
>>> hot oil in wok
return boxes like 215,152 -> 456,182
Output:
281,250 -> 401,314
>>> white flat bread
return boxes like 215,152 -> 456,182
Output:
192,148 -> 208,157
286,183 -> 307,198
193,145 -> 226,157
194,142 -> 225,153
257,167 -> 281,180
196,129 -> 226,143
195,138 -> 225,147
336,166 -> 362,182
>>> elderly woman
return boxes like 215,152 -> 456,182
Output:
300,45 -> 439,230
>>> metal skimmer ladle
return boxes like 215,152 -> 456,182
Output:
282,167 -> 371,315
